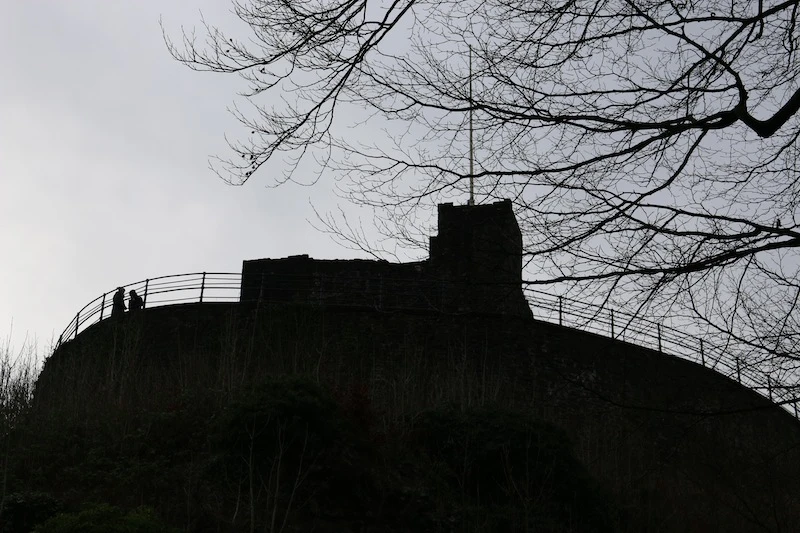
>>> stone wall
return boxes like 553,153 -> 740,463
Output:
241,200 -> 530,318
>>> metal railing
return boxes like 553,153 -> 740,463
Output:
56,272 -> 242,345
526,288 -> 800,419
55,272 -> 799,419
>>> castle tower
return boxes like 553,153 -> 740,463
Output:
240,199 -> 530,318
429,199 -> 530,317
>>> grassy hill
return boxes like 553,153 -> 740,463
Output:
3,302 -> 800,532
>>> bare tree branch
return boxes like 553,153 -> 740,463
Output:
166,0 -> 800,388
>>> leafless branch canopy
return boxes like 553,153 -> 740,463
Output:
166,0 -> 800,372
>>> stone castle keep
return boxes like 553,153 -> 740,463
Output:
240,199 -> 531,318
38,198 -> 800,531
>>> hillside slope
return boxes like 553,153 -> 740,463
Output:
22,302 -> 800,532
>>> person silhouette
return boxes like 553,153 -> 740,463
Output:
111,287 -> 126,318
129,289 -> 144,312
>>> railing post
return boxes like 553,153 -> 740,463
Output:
558,296 -> 563,326
657,324 -> 662,353
200,272 -> 206,303
767,376 -> 773,401
700,339 -> 705,366
99,293 -> 106,321
57,334 -> 62,348
735,356 -> 741,383
143,279 -> 149,309
611,310 -> 615,338
74,312 -> 79,340
795,402 -> 799,419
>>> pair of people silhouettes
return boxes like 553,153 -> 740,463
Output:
111,287 -> 143,318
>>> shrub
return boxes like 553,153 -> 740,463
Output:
213,376 -> 346,465
206,376 -> 374,529
34,503 -> 177,533
412,407 -> 614,532
0,492 -> 61,533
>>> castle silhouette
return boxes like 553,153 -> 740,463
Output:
38,198 -> 800,531
241,199 -> 531,317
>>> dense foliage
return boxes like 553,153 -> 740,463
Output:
35,504 -> 178,533
2,377 -> 612,532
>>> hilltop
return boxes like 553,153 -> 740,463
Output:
4,200 -> 799,532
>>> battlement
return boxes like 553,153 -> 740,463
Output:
429,199 -> 522,283
241,200 -> 530,317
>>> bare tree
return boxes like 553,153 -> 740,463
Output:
165,1 -> 800,389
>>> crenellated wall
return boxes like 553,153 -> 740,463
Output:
241,200 -> 531,317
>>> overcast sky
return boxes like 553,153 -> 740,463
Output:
0,2 -> 385,353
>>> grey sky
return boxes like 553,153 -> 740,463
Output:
0,2 -> 376,351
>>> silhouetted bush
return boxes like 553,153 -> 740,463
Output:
412,406 -> 614,532
205,376 -> 376,529
0,492 -> 61,533
34,503 -> 177,533
214,376 -> 344,461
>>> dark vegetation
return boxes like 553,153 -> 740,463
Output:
2,302 -> 800,531
3,375 -> 611,532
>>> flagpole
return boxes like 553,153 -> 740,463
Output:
468,45 -> 475,206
